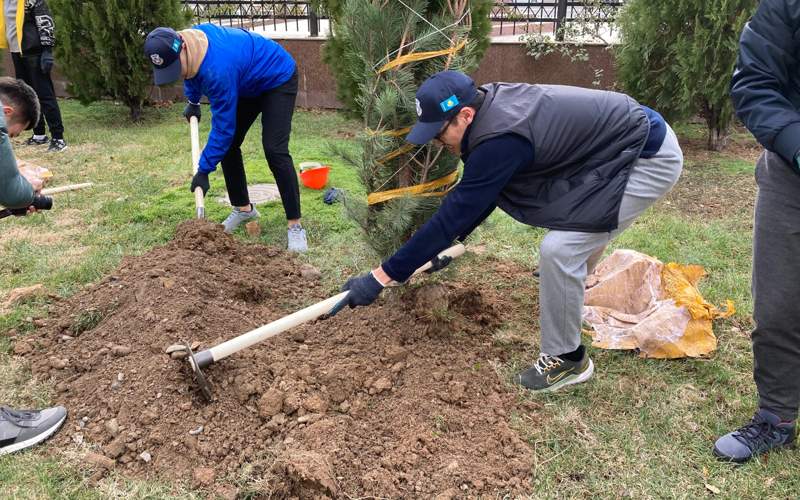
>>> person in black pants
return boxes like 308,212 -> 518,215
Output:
220,71 -> 301,228
2,0 -> 66,152
144,25 -> 306,251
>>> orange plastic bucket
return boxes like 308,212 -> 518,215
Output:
298,162 -> 330,190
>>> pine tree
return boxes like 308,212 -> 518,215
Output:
322,0 -> 491,258
319,0 -> 491,118
615,0 -> 757,151
49,0 -> 190,121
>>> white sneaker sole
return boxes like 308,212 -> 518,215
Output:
0,413 -> 67,455
539,359 -> 595,393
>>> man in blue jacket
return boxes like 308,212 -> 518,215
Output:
144,25 -> 307,252
335,71 -> 683,393
714,0 -> 800,463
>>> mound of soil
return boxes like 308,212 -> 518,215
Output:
18,220 -> 533,497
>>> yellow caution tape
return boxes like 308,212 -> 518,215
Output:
378,39 -> 467,74
376,143 -> 416,164
366,126 -> 412,137
367,169 -> 459,205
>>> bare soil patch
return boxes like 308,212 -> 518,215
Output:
17,220 -> 534,497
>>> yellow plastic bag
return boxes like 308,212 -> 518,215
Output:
583,250 -> 734,359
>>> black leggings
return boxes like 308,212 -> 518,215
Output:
12,52 -> 64,139
221,71 -> 300,220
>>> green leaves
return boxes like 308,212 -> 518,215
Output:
50,0 -> 191,121
615,0 -> 757,150
325,0 -> 491,257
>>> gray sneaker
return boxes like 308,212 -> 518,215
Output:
287,223 -> 308,253
0,405 -> 67,455
514,352 -> 594,392
222,205 -> 260,234
714,409 -> 796,463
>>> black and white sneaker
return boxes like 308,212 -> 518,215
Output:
0,405 -> 67,455
514,351 -> 594,392
24,135 -> 49,146
47,138 -> 67,152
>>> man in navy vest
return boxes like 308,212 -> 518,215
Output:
713,0 -> 799,463
336,70 -> 683,393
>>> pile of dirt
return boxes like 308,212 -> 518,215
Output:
17,220 -> 533,497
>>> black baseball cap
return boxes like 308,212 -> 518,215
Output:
407,70 -> 478,145
144,27 -> 183,85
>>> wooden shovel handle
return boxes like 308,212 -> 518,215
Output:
190,117 -> 205,218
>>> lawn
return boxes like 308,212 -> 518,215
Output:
1,101 -> 797,498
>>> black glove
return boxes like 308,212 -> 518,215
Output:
328,272 -> 385,316
190,172 -> 209,196
424,254 -> 453,274
183,102 -> 201,122
40,48 -> 54,73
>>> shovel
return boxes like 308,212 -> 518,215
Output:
189,116 -> 205,219
175,243 -> 466,401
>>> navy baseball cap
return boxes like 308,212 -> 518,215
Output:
407,70 -> 478,145
144,27 -> 183,85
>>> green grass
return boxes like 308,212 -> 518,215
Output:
2,100 -> 796,498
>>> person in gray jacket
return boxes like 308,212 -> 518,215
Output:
714,0 -> 800,463
333,71 -> 683,393
0,76 -> 67,455
0,76 -> 40,207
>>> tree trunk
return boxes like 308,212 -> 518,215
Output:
704,106 -> 727,151
706,126 -> 727,152
129,103 -> 143,123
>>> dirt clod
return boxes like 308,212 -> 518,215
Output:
299,264 -> 322,281
245,221 -> 261,237
258,389 -> 284,419
13,341 -> 32,355
193,466 -> 216,486
104,418 -> 120,437
84,452 -> 115,470
111,345 -> 131,357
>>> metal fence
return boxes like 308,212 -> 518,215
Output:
182,1 -> 624,39
490,1 -> 625,37
184,1 -> 325,36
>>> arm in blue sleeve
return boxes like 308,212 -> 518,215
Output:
458,202 -> 496,242
197,79 -> 238,174
731,0 -> 800,163
382,134 -> 534,282
184,79 -> 202,105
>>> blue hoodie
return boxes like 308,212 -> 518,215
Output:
184,24 -> 296,174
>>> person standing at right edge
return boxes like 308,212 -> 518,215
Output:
0,0 -> 66,152
714,0 -> 799,463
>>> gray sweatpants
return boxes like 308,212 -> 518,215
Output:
752,151 -> 800,421
538,125 -> 684,356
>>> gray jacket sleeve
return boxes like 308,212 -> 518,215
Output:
0,126 -> 34,209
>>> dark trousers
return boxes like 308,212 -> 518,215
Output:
11,52 -> 64,139
752,151 -> 800,421
221,71 -> 300,220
